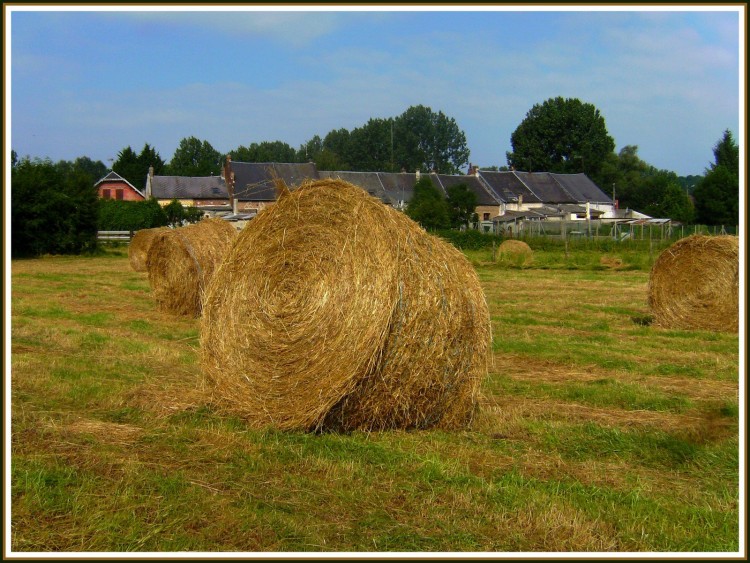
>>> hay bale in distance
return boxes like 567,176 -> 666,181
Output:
200,179 -> 492,432
648,234 -> 739,332
599,255 -> 624,269
129,227 -> 169,272
146,218 -> 238,317
497,239 -> 533,265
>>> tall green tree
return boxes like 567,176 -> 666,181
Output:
297,135 -> 323,163
167,136 -> 222,176
393,105 -> 470,174
318,128 -> 352,170
113,143 -> 165,188
405,176 -> 450,230
112,146 -> 140,186
693,130 -> 739,226
693,129 -> 740,225
72,156 -> 108,183
506,97 -> 615,185
348,118 -> 395,172
598,145 -> 693,222
230,141 -> 298,163
445,183 -> 478,228
11,158 -> 99,257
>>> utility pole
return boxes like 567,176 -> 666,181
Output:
390,120 -> 394,173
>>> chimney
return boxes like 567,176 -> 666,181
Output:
146,165 -> 154,198
233,197 -> 239,215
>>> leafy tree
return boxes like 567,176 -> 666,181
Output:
693,130 -> 739,226
445,183 -> 478,228
167,136 -> 222,176
113,143 -> 166,188
348,118 -> 395,172
230,141 -> 297,163
677,174 -> 703,195
11,157 -> 98,257
72,156 -> 108,183
139,143 -> 166,175
297,135 -> 323,163
596,145 -> 693,222
405,176 -> 450,230
393,105 -> 469,174
506,96 -> 615,185
638,170 -> 695,224
162,199 -> 205,227
112,146 -> 140,186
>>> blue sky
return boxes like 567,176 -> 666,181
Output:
6,5 -> 743,177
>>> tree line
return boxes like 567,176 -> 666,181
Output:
11,99 -> 739,257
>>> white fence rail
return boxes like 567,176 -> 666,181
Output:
97,230 -> 133,242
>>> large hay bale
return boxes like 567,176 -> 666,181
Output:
648,234 -> 739,332
146,218 -> 238,317
201,179 -> 492,432
128,227 -> 169,272
497,239 -> 533,264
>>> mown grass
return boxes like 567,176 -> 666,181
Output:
8,248 -> 742,554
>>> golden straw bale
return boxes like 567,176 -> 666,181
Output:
599,255 -> 623,269
200,179 -> 492,432
146,218 -> 238,317
648,234 -> 739,332
497,239 -> 533,264
128,227 -> 169,272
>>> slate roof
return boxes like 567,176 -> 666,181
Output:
318,171 -> 394,205
475,171 -> 540,204
150,176 -> 227,200
432,173 -> 500,206
378,173 -> 419,207
515,172 -> 573,204
230,162 -> 319,201
550,173 -> 613,204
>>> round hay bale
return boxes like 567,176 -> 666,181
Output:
648,234 -> 739,332
599,255 -> 623,269
128,227 -> 169,272
497,239 -> 533,264
200,179 -> 491,432
146,218 -> 238,317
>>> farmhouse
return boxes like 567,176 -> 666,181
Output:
95,171 -> 145,201
130,159 -> 622,231
145,169 -> 230,214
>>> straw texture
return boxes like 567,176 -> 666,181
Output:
200,179 -> 491,431
648,234 -> 739,332
146,218 -> 238,317
497,239 -> 533,264
129,227 -> 169,272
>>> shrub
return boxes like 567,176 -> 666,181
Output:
97,198 -> 168,231
11,158 -> 99,258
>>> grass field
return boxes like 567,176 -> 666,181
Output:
8,245 -> 742,554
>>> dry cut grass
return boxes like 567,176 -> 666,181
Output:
9,251 -> 742,554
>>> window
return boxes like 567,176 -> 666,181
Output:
483,212 -> 490,221
102,189 -> 111,199
115,189 -> 124,200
